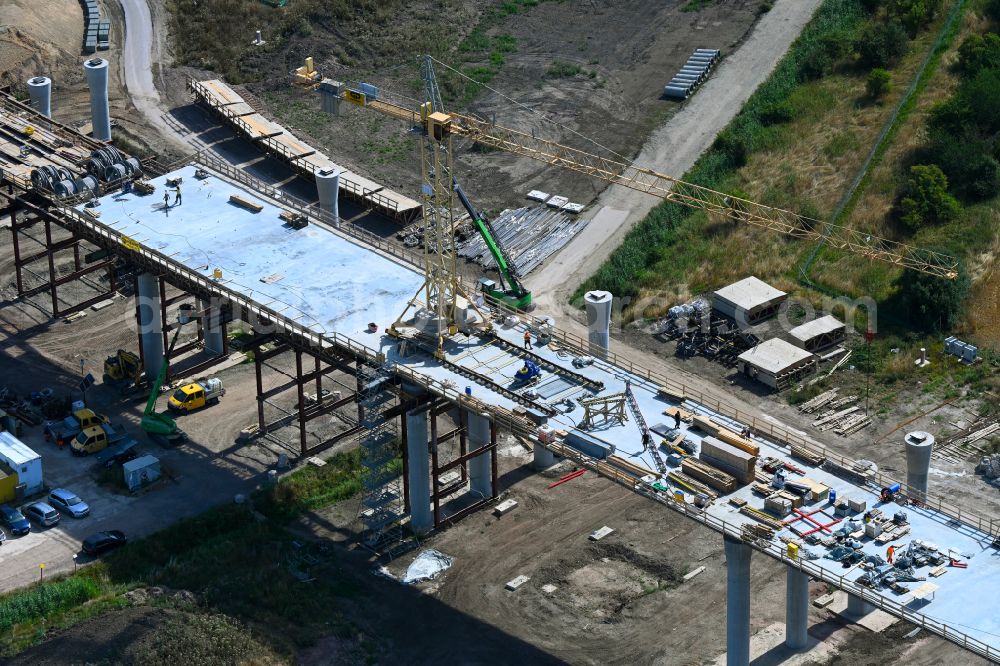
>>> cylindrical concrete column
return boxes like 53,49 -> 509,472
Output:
847,593 -> 874,618
724,535 -> 752,666
136,272 -> 164,381
83,58 -> 111,142
27,76 -> 52,118
584,290 -> 612,359
785,566 -> 809,650
467,410 -> 492,499
199,298 -> 225,356
534,441 -> 555,470
904,431 -> 934,501
316,168 -> 341,223
406,408 -> 431,534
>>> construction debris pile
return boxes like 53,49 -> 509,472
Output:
455,207 -> 587,276
976,454 -> 1000,481
797,388 -> 870,436
655,302 -> 760,367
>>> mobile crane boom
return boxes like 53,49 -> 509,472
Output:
452,178 -> 532,309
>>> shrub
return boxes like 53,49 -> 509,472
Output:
545,60 -> 582,78
857,19 -> 909,67
989,0 -> 1000,21
898,261 -> 970,331
956,33 -> 1000,78
895,164 -> 960,229
888,0 -> 942,36
759,100 -> 796,125
866,68 -> 892,98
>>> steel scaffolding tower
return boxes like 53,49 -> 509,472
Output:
357,359 -> 405,550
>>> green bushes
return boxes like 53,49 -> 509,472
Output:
912,26 -> 1000,202
857,20 -> 910,67
578,0 -> 869,300
254,448 -> 368,522
0,577 -> 101,633
545,61 -> 583,78
895,164 -> 960,228
956,33 -> 1000,77
889,0 -> 944,35
899,261 -> 971,331
866,67 -> 892,97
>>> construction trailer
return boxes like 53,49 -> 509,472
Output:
712,276 -> 787,325
787,315 -> 847,353
737,338 -> 818,390
0,432 -> 42,496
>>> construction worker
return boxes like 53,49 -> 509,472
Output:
174,183 -> 182,206
163,190 -> 170,208
642,430 -> 653,451
673,410 -> 681,430
523,329 -> 532,350
886,545 -> 895,564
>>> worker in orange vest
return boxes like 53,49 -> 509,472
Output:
886,545 -> 895,564
523,329 -> 532,350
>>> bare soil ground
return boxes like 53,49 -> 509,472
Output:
242,0 -> 765,213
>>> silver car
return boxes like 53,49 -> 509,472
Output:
48,489 -> 90,519
23,502 -> 60,527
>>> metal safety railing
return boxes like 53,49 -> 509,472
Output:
533,433 -> 1000,663
483,294 -> 1000,539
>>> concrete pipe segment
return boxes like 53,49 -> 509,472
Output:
584,290 -> 612,359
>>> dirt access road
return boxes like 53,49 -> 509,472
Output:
526,0 -> 823,316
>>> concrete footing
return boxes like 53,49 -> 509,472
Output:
406,408 -> 431,534
136,272 -> 164,381
785,566 -> 809,650
467,410 -> 492,499
724,535 -> 752,666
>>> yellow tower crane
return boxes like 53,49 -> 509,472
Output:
331,61 -> 959,348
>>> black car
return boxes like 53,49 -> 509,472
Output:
0,504 -> 31,536
82,530 -> 127,556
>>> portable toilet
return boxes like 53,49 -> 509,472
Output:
123,455 -> 160,491
0,432 -> 42,495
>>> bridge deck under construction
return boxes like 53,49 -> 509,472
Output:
76,162 -> 1000,660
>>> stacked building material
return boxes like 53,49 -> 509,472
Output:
664,49 -> 720,100
456,206 -> 589,276
682,457 -> 736,493
699,435 -> 756,484
80,0 -> 110,53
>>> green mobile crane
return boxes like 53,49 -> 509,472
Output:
140,307 -> 190,447
452,179 -> 533,310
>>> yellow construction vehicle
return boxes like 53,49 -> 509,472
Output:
102,349 -> 141,391
167,378 -> 225,413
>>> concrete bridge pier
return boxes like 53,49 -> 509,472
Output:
199,298 -> 226,356
785,565 -> 810,649
847,593 -> 874,618
533,441 -> 555,470
466,409 -> 493,499
136,272 -> 164,381
724,535 -> 752,666
406,407 -> 432,534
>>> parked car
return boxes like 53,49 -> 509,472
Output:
0,504 -> 30,536
48,489 -> 90,518
82,530 -> 127,556
23,501 -> 60,527
95,440 -> 138,468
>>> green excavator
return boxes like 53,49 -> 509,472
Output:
453,178 -> 533,310
140,306 -> 190,447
